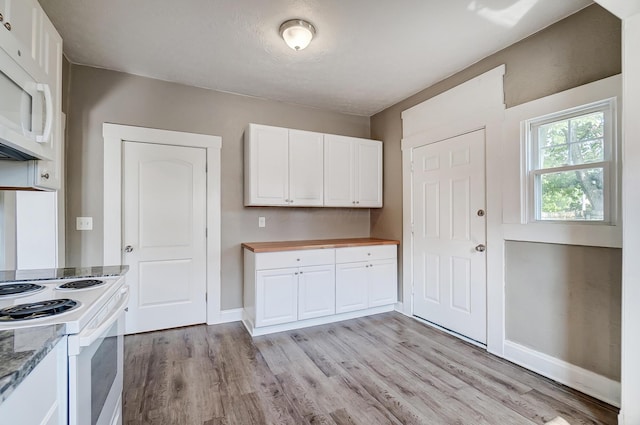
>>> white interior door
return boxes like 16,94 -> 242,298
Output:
123,142 -> 207,334
412,129 -> 487,343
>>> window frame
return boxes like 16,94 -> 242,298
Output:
525,98 -> 618,225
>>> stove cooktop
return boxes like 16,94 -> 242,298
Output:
0,299 -> 79,322
0,283 -> 45,299
57,279 -> 105,291
0,275 -> 126,333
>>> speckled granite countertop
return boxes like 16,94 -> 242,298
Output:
0,325 -> 65,404
0,265 -> 129,283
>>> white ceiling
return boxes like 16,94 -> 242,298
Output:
38,0 -> 592,116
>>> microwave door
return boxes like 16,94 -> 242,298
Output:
0,69 -> 33,136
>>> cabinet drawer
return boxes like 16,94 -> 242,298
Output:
255,248 -> 335,270
336,245 -> 396,263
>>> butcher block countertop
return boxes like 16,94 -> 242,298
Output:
242,238 -> 400,253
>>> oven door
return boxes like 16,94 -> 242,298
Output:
68,286 -> 129,425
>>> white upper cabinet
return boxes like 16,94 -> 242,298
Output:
245,124 -> 324,207
0,0 -> 38,66
245,124 -> 289,206
289,129 -> 324,206
245,124 -> 382,208
0,0 -> 63,191
324,135 -> 382,208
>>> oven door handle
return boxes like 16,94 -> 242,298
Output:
78,286 -> 129,348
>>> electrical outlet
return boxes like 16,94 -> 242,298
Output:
258,216 -> 266,228
76,217 -> 93,231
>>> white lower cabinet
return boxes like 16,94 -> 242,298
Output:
256,268 -> 298,327
0,336 -> 68,425
335,262 -> 368,313
243,242 -> 398,336
298,265 -> 336,320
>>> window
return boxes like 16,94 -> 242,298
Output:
527,99 -> 617,223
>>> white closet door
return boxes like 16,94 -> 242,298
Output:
123,142 -> 207,334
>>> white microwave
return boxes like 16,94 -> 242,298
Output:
0,44 -> 54,161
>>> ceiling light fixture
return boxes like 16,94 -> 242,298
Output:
279,19 -> 316,51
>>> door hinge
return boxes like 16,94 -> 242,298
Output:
205,163 -> 208,173
205,227 -> 208,238
411,161 -> 414,172
411,222 -> 414,235
205,293 -> 208,302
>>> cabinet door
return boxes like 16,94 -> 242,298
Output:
355,139 -> 382,207
256,268 -> 298,327
368,259 -> 397,307
335,262 -> 368,313
298,264 -> 335,320
289,129 -> 324,206
245,124 -> 289,206
324,134 -> 355,207
0,0 -> 38,61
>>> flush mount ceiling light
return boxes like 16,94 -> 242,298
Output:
279,19 -> 316,51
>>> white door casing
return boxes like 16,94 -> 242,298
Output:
123,142 -> 207,334
412,130 -> 487,343
103,124 -> 222,325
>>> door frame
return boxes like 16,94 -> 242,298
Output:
102,123 -> 223,325
400,66 -> 506,355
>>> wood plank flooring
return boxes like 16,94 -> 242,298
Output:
123,312 -> 619,425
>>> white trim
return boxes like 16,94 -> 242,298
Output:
619,11 -> 640,425
393,301 -> 404,313
214,308 -> 243,324
102,123 -> 223,325
502,75 -> 622,247
401,65 -> 506,356
503,223 -> 622,248
504,340 -> 621,407
242,305 -> 394,337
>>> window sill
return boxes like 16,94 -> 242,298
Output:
502,222 -> 621,248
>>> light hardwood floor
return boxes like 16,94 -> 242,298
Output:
123,312 -> 618,425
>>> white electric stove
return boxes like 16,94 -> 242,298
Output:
0,275 -> 129,425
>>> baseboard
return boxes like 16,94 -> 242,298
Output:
218,308 -> 243,323
394,302 -> 404,313
503,340 -> 620,407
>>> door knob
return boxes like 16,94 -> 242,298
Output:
124,245 -> 134,253
475,244 -> 486,252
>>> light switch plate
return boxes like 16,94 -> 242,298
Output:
76,217 -> 93,231
258,216 -> 266,228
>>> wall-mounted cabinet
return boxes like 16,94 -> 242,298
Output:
244,124 -> 382,208
0,0 -> 63,191
324,135 -> 382,208
244,124 -> 324,207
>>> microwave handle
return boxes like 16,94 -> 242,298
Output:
35,83 -> 53,144
78,286 -> 129,348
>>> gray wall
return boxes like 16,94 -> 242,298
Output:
65,65 -> 370,309
506,242 -> 621,380
369,4 -> 622,377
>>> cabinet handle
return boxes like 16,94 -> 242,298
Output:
4,22 -> 10,31
41,172 -> 50,180
0,13 -> 4,22
296,258 -> 300,262
356,201 -> 360,204
299,271 -> 303,275
294,272 -> 298,275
